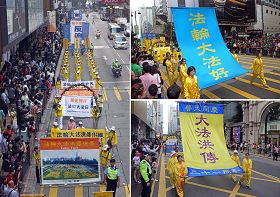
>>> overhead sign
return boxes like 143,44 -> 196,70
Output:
61,81 -> 96,89
28,0 -> 44,33
61,96 -> 92,117
179,102 -> 243,177
172,8 -> 247,88
232,127 -> 241,144
40,138 -> 100,184
63,24 -> 71,41
48,11 -> 56,32
70,20 -> 89,43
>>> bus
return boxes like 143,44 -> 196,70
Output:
108,23 -> 121,40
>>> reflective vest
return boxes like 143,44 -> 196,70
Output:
107,166 -> 119,180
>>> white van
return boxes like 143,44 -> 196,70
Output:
108,23 -> 121,40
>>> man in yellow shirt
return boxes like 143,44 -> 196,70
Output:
167,151 -> 177,188
56,103 -> 63,129
100,145 -> 111,184
230,150 -> 241,182
174,155 -> 186,197
239,153 -> 253,189
107,126 -> 118,156
34,146 -> 41,183
75,69 -> 81,81
50,122 -> 60,137
166,53 -> 178,86
92,103 -> 100,129
55,77 -> 61,95
250,51 -> 269,88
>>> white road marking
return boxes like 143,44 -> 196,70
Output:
103,56 -> 108,61
126,66 -> 130,72
120,58 -> 125,64
94,46 -> 110,49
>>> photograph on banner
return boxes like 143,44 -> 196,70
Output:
131,0 -> 280,99
131,100 -> 280,197
40,138 -> 100,185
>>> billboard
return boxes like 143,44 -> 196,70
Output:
28,0 -> 44,33
40,138 -> 100,185
70,20 -> 89,43
6,0 -> 27,43
198,0 -> 256,23
48,11 -> 56,32
232,126 -> 241,144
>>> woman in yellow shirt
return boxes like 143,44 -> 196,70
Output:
250,51 -> 269,88
175,155 -> 187,197
179,59 -> 188,96
183,66 -> 200,99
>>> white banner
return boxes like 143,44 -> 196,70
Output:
61,81 -> 96,89
70,20 -> 85,43
61,96 -> 92,117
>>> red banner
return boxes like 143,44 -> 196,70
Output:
40,138 -> 99,150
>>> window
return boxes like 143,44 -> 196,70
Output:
279,12 -> 280,16
271,11 -> 273,14
266,9 -> 269,13
275,12 -> 277,15
178,0 -> 185,7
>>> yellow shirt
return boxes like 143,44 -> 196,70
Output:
231,155 -> 241,166
175,161 -> 187,179
96,80 -> 102,89
50,127 -> 60,137
55,81 -> 61,89
34,152 -> 40,167
183,76 -> 200,99
242,158 -> 252,173
166,59 -> 178,85
232,53 -> 239,62
179,63 -> 188,86
56,105 -> 63,117
251,58 -> 264,75
100,150 -> 111,166
107,131 -> 118,145
91,108 -> 100,118
167,156 -> 177,174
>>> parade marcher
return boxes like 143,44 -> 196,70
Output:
107,126 -> 118,156
178,58 -> 188,97
55,77 -> 61,95
50,122 -> 60,137
67,117 -> 76,130
97,92 -> 104,114
139,153 -> 152,197
55,103 -> 63,129
166,52 -> 178,86
34,146 -> 40,183
75,69 -> 81,82
250,51 -> 269,88
174,154 -> 186,197
100,145 -> 111,183
91,103 -> 100,129
77,121 -> 85,129
183,66 -> 200,99
230,150 -> 241,182
167,150 -> 177,188
239,153 -> 253,189
104,159 -> 120,197
231,49 -> 239,62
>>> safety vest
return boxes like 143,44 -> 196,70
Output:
107,166 -> 119,180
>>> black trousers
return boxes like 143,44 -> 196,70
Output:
36,166 -> 40,183
140,176 -> 151,197
106,178 -> 117,197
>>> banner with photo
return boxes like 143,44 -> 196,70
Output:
61,96 -> 92,117
179,102 -> 243,177
40,138 -> 100,185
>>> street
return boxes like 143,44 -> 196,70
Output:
132,151 -> 280,197
22,11 -> 130,197
159,55 -> 280,99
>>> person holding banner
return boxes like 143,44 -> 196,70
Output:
175,154 -> 187,197
250,51 -> 269,88
166,53 -> 178,86
179,59 -> 188,96
183,66 -> 200,99
230,150 -> 241,183
55,103 -> 63,129
50,122 -> 60,137
239,153 -> 253,189
139,153 -> 152,197
167,150 -> 177,188
104,159 -> 120,197
101,145 -> 111,184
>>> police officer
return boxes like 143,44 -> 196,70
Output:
104,159 -> 120,197
140,153 -> 152,197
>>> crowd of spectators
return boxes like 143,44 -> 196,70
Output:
0,23 -> 63,194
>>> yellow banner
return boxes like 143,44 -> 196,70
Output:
179,102 -> 243,176
93,191 -> 114,197
63,38 -> 68,49
52,128 -> 106,146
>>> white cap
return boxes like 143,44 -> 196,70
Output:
54,122 -> 58,126
103,145 -> 109,150
110,126 -> 116,131
77,70 -> 80,73
70,117 -> 74,120
170,150 -> 176,156
234,150 -> 238,154
93,102 -> 97,107
79,121 -> 83,125
95,72 -> 99,75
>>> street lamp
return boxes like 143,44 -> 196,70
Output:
131,10 -> 141,34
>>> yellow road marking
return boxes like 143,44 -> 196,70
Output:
158,151 -> 166,197
252,170 -> 280,182
246,73 -> 280,84
269,71 -> 280,77
126,86 -> 130,96
201,89 -> 220,99
75,186 -> 83,197
219,83 -> 259,99
236,77 -> 280,94
151,152 -> 162,197
103,88 -> 107,101
40,185 -> 44,194
113,87 -> 122,101
229,183 -> 241,197
125,184 -> 130,197
186,181 -> 256,197
49,186 -> 58,197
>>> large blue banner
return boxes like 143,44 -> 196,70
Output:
172,8 -> 247,89
82,22 -> 90,38
63,24 -> 71,41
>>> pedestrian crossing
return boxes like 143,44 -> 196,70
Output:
160,55 -> 280,99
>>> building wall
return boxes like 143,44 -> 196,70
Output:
262,5 -> 280,33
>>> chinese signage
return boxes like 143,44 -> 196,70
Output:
172,8 -> 247,88
61,81 -> 96,89
51,128 -> 106,147
61,96 -> 92,117
179,102 -> 243,177
232,127 -> 241,144
48,11 -> 56,33
70,20 -> 89,43
40,138 -> 100,184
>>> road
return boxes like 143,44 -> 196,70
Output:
132,151 -> 280,197
22,11 -> 130,197
159,55 -> 280,99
